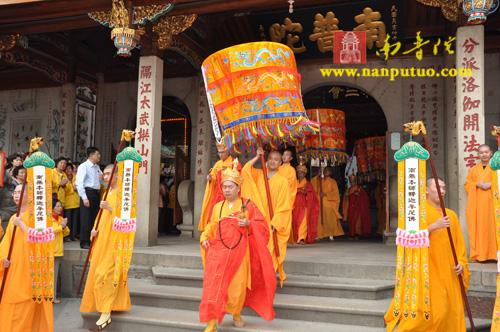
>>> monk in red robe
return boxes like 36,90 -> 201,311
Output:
343,174 -> 371,239
199,159 -> 276,332
198,141 -> 241,231
293,163 -> 319,244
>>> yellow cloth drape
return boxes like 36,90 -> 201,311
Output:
198,156 -> 234,231
241,163 -> 291,286
0,213 -> 53,332
490,166 -> 500,331
279,164 -> 297,244
80,192 -> 131,313
311,176 -> 343,238
385,200 -> 470,332
465,163 -> 497,262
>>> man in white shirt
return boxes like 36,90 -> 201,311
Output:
75,147 -> 102,249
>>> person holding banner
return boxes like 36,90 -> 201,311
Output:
386,178 -> 470,331
279,150 -> 298,206
241,148 -> 291,286
293,163 -> 319,244
0,184 -> 53,332
200,159 -> 276,332
80,164 -> 131,331
311,166 -> 344,242
198,140 -> 241,232
465,144 -> 497,262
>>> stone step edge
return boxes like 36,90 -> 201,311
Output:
152,266 -> 395,291
81,305 -> 388,332
128,280 -> 391,316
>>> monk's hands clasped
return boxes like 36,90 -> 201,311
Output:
237,217 -> 250,227
453,263 -> 464,276
476,181 -> 491,190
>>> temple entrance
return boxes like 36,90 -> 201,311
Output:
160,96 -> 191,235
302,85 -> 388,239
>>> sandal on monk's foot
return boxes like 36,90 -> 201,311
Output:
89,317 -> 111,331
233,314 -> 245,328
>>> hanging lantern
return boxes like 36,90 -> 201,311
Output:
461,0 -> 499,25
297,108 -> 350,164
111,27 -> 141,57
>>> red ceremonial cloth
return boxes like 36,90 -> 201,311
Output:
199,199 -> 276,324
292,182 -> 319,244
346,186 -> 371,236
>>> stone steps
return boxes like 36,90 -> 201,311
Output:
81,304 -> 491,332
82,305 -> 388,332
128,278 -> 392,327
152,266 -> 395,300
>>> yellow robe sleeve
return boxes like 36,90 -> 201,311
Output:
200,201 -> 222,268
325,178 -> 342,219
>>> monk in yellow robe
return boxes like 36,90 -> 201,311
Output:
279,150 -> 297,244
375,181 -> 387,235
0,184 -> 53,332
385,178 -> 470,332
241,148 -> 291,286
198,143 -> 240,231
465,144 -> 497,262
80,165 -> 130,331
311,166 -> 344,241
200,160 -> 276,332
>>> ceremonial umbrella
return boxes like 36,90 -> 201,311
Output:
202,41 -> 319,256
296,108 -> 349,226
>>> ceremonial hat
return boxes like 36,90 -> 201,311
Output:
296,162 -> 307,174
221,158 -> 242,186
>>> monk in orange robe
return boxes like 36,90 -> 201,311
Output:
198,143 -> 241,231
343,174 -> 371,239
385,178 -> 470,331
200,160 -> 276,332
80,165 -> 130,331
311,166 -> 344,241
0,184 -> 53,332
241,148 -> 292,286
293,164 -> 319,244
278,150 -> 297,244
465,144 -> 497,262
375,181 -> 387,235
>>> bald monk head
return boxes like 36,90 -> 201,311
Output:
267,150 -> 282,172
12,184 -> 28,207
426,177 -> 446,207
282,150 -> 293,165
477,144 -> 492,166
323,166 -> 332,177
103,164 -> 118,188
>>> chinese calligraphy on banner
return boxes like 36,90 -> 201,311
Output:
457,26 -> 484,172
137,64 -> 153,175
403,57 -> 445,176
